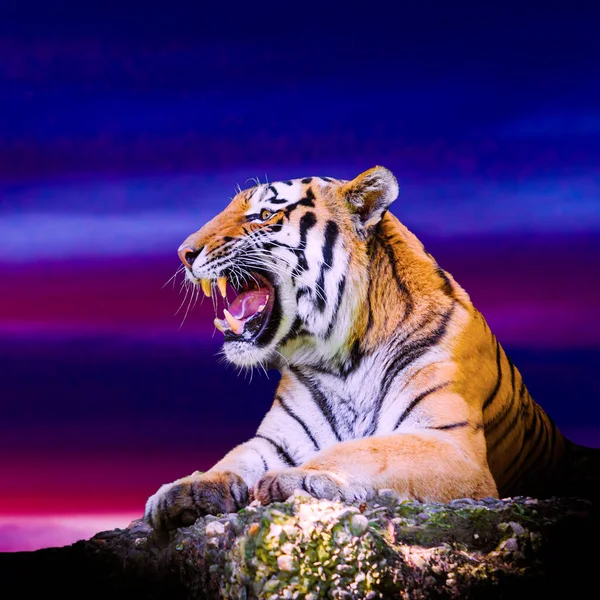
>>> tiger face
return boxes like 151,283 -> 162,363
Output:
177,167 -> 398,367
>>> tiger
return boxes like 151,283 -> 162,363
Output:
144,165 -> 590,531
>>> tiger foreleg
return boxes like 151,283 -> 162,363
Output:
253,431 -> 498,505
144,435 -> 290,530
144,469 -> 249,530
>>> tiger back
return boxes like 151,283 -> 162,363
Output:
144,166 -> 583,530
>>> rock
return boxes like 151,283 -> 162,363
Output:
0,495 -> 598,599
205,521 -> 225,537
508,521 -> 525,536
276,554 -> 297,572
376,488 -> 397,499
500,537 -> 519,552
347,513 -> 369,537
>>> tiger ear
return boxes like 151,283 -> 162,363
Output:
341,166 -> 399,237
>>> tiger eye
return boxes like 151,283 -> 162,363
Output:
261,209 -> 273,221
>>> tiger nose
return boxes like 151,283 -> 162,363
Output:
178,245 -> 202,269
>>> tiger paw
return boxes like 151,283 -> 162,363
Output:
252,468 -> 359,505
144,471 -> 249,530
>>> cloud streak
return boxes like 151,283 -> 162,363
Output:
3,174 -> 600,261
0,514 -> 138,552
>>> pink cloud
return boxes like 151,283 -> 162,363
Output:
0,514 -> 139,552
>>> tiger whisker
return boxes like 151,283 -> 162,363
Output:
162,265 -> 186,290
174,280 -> 193,316
178,280 -> 200,329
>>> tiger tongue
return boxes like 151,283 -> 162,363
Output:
229,288 -> 270,319
222,288 -> 270,335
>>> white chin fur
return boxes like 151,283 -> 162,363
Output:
222,340 -> 275,367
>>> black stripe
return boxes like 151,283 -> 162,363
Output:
364,234 -> 379,333
368,302 -> 456,435
263,219 -> 283,233
483,339 -> 503,410
301,177 -> 313,184
325,275 -> 347,338
381,236 -> 413,319
488,406 -> 522,454
279,316 -> 304,346
435,265 -> 454,298
255,434 -> 297,467
282,180 -> 293,186
255,288 -> 282,348
518,379 -> 527,407
339,395 -> 360,429
507,355 -> 515,391
479,311 -> 490,333
250,446 -> 270,473
298,211 -> 317,239
320,176 -> 333,182
291,367 -> 342,441
365,275 -> 374,332
485,357 -> 517,435
498,430 -> 526,485
394,382 -> 450,430
214,238 -> 236,251
433,261 -> 471,310
266,185 -> 279,197
290,216 -> 315,281
308,338 -> 365,379
381,307 -> 454,397
431,420 -> 469,431
536,414 -> 552,464
339,339 -> 364,377
511,412 -> 549,489
290,211 -> 316,281
296,287 -> 308,300
503,406 -> 546,492
546,417 -> 559,469
276,395 -> 320,451
522,386 -> 532,413
244,213 -> 262,222
498,422 -> 531,493
202,247 -> 237,268
268,197 -> 289,204
486,360 -> 521,454
284,188 -> 315,218
315,220 -> 339,312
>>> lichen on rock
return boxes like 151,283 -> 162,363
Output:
220,491 -> 387,599
162,490 -> 596,599
2,491 -> 597,599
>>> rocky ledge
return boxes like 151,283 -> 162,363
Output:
2,491 -> 598,599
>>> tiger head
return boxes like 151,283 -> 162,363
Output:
177,166 -> 399,368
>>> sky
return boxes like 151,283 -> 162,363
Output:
1,1 -> 599,551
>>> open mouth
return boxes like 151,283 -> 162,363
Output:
198,270 -> 276,344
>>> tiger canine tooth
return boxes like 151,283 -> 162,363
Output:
217,277 -> 227,298
213,318 -> 227,333
223,309 -> 244,335
257,304 -> 266,313
200,279 -> 212,297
